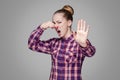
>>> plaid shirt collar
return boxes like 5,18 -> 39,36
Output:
61,34 -> 74,43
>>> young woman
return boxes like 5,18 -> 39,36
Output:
28,5 -> 96,80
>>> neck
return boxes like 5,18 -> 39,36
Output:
63,28 -> 72,39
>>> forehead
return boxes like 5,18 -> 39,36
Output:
52,13 -> 66,21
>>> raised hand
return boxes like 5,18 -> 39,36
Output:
74,19 -> 90,47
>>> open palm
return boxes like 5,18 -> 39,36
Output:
74,19 -> 89,44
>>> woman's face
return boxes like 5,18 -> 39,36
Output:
52,13 -> 71,38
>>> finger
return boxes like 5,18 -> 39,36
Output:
50,22 -> 55,28
83,20 -> 86,31
73,31 -> 76,36
86,25 -> 90,33
80,19 -> 83,30
51,26 -> 56,29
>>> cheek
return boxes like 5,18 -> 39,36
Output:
61,23 -> 68,29
59,22 -> 68,31
61,26 -> 68,33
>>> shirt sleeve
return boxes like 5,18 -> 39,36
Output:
28,26 -> 54,54
65,39 -> 96,64
80,39 -> 96,57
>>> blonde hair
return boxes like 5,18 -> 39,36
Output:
62,5 -> 74,16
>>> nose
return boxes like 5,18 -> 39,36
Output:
54,26 -> 59,29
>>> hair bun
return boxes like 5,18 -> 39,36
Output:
62,5 -> 74,15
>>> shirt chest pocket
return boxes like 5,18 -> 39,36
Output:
52,46 -> 79,62
66,49 -> 78,57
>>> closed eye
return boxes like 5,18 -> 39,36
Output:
57,21 -> 62,24
52,21 -> 62,24
52,21 -> 55,24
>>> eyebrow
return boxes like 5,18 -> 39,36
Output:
52,20 -> 62,24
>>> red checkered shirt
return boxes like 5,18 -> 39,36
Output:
28,26 -> 96,80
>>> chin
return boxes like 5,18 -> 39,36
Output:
59,35 -> 63,38
58,34 -> 63,38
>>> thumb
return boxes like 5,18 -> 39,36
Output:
73,31 -> 77,39
73,31 -> 76,36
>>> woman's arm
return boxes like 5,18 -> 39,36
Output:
28,26 -> 54,54
28,21 -> 55,54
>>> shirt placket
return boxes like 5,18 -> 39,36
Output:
58,40 -> 67,80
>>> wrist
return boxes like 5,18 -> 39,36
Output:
79,41 -> 87,47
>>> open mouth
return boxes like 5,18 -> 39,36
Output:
56,30 -> 61,36
57,30 -> 61,33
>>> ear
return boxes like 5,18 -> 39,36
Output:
67,20 -> 72,27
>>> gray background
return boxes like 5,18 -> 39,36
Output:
0,0 -> 120,80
